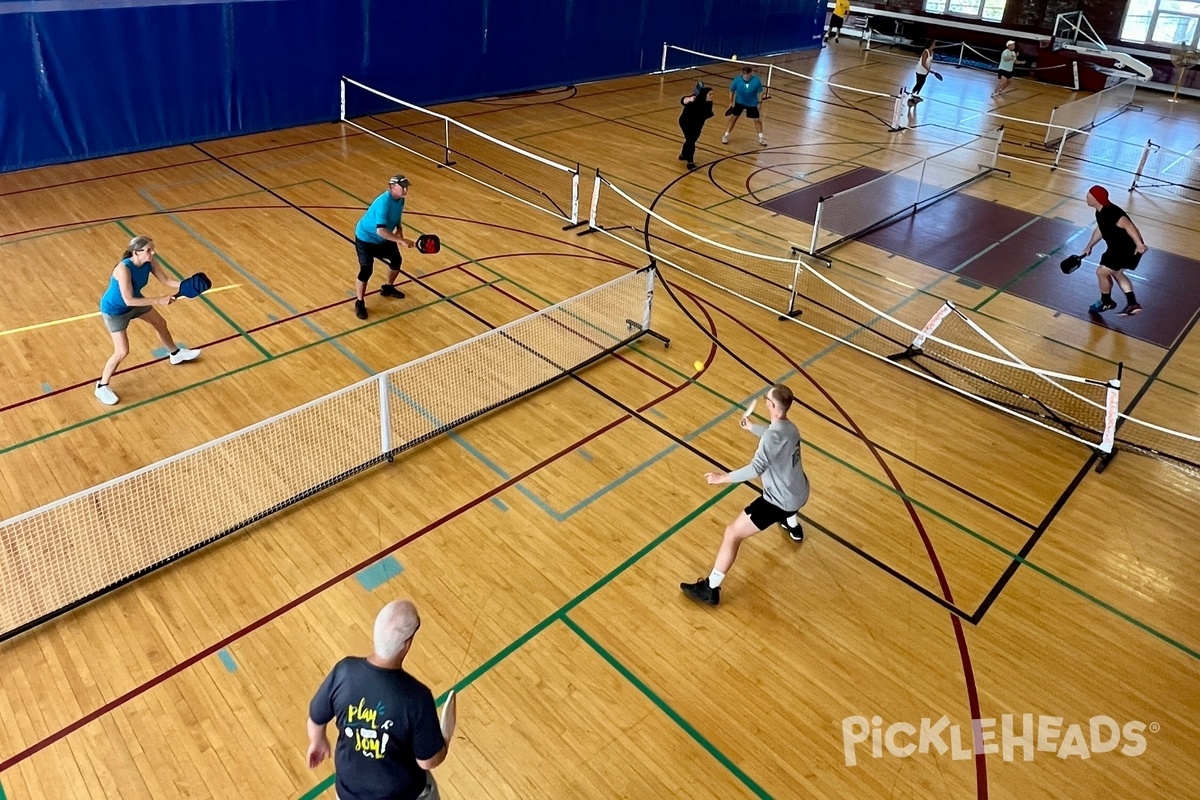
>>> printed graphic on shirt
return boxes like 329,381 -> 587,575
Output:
344,697 -> 394,759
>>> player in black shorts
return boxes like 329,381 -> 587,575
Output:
1082,185 -> 1148,316
681,385 -> 810,606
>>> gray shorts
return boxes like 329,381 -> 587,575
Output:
101,306 -> 153,333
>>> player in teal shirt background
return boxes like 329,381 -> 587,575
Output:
721,65 -> 768,147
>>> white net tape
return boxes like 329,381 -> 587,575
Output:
341,77 -> 580,225
0,269 -> 653,639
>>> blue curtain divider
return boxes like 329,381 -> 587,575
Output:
1,0 -> 824,173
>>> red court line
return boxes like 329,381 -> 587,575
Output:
0,264 -> 457,415
0,309 -> 714,776
699,291 -> 990,800
0,204 -> 292,240
457,265 -> 674,390
0,158 -> 210,200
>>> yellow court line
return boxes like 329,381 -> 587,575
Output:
0,285 -> 241,338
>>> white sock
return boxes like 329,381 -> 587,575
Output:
786,514 -> 799,528
707,569 -> 726,588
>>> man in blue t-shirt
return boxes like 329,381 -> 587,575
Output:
353,174 -> 416,320
721,65 -> 768,147
308,600 -> 454,800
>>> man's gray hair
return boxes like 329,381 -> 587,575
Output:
373,600 -> 420,660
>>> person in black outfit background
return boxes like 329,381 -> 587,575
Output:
678,82 -> 715,171
1082,185 -> 1148,317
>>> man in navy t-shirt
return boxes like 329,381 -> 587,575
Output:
308,600 -> 453,800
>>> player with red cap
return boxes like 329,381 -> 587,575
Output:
1081,185 -> 1148,316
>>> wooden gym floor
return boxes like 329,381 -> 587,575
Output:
1,42 -> 1198,799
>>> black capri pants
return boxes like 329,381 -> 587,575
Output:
355,238 -> 403,282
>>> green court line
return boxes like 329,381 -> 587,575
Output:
113,220 -> 274,360
0,774 -> 7,800
459,258 -> 1200,663
0,281 -> 500,457
562,615 -> 773,799
297,485 -> 739,800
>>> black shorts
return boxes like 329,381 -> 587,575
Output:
997,69 -> 1013,80
730,103 -> 761,119
1100,249 -> 1142,271
355,238 -> 402,280
829,12 -> 845,29
744,497 -> 795,531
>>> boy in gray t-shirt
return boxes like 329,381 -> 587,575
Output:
682,384 -> 810,606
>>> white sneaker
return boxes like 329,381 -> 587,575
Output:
758,135 -> 768,146
95,383 -> 118,406
169,347 -> 201,365
721,133 -> 729,144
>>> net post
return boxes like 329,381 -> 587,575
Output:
809,200 -> 823,255
1095,362 -> 1122,472
767,64 -> 774,95
443,118 -> 452,166
889,301 -> 955,361
562,168 -> 581,229
661,42 -> 668,73
589,169 -> 601,227
989,125 -> 1004,170
339,78 -> 346,122
576,169 -> 603,237
636,266 -> 669,346
1053,127 -> 1068,167
1131,139 -> 1151,192
890,92 -> 905,131
782,255 -> 803,320
915,156 -> 929,206
958,42 -> 964,66
379,373 -> 393,460
642,267 -> 655,332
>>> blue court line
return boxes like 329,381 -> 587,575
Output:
647,408 -> 667,420
0,773 -> 6,800
577,448 -> 594,462
549,377 -> 792,521
140,188 -> 573,521
217,649 -> 238,673
140,189 -> 373,372
355,556 -> 404,591
40,382 -> 52,394
492,498 -> 509,512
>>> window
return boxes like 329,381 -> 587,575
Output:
924,0 -> 1007,23
1121,0 -> 1200,46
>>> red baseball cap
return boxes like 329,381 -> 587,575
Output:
1088,185 -> 1109,205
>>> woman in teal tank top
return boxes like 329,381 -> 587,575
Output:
94,235 -> 201,406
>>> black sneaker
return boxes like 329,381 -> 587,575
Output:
380,284 -> 405,299
1089,299 -> 1117,314
1118,303 -> 1143,316
686,162 -> 698,170
680,577 -> 719,606
781,521 -> 804,542
355,300 -> 367,320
